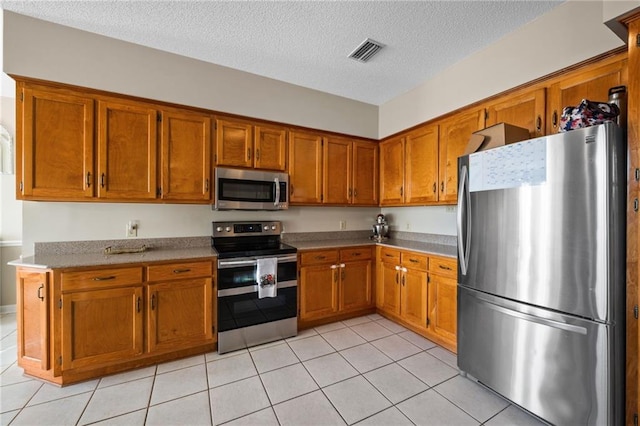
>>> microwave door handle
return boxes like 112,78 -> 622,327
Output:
274,177 -> 280,207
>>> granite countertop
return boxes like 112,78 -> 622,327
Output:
9,246 -> 219,269
290,238 -> 456,259
9,237 -> 218,269
9,233 -> 456,270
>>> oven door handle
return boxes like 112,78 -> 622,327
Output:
218,279 -> 297,297
218,255 -> 297,269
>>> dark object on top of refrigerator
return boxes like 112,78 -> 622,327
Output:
456,122 -> 625,425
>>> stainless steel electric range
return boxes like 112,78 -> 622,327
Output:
212,221 -> 298,353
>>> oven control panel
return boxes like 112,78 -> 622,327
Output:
213,221 -> 282,237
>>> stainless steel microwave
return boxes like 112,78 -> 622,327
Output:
214,167 -> 289,210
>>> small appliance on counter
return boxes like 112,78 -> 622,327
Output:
371,214 -> 389,242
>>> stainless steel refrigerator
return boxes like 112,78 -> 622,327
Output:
456,122 -> 625,425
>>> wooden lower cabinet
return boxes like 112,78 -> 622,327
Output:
15,259 -> 216,385
17,269 -> 50,372
146,261 -> 215,354
427,256 -> 457,350
62,286 -> 144,371
299,246 -> 374,326
376,246 -> 457,352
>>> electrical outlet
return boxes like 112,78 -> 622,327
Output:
339,220 -> 347,230
446,206 -> 455,213
405,222 -> 410,230
126,220 -> 138,237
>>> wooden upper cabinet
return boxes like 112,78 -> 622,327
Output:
254,125 -> 287,171
19,84 -> 95,199
485,88 -> 546,138
97,99 -> 157,199
289,131 -> 324,204
215,118 -> 253,168
160,109 -> 212,202
216,118 -> 287,171
547,58 -> 627,134
379,136 -> 405,205
323,137 -> 352,204
352,141 -> 379,205
405,125 -> 439,204
438,108 -> 485,203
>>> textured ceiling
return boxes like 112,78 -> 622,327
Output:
1,0 -> 564,105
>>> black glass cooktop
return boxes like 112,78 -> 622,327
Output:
211,236 -> 297,259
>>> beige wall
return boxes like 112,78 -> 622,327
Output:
3,11 -> 377,139
378,0 -> 626,138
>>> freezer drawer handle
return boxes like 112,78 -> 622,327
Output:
482,299 -> 587,335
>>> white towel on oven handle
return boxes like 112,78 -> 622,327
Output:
257,257 -> 277,298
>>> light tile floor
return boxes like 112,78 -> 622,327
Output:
0,312 -> 547,425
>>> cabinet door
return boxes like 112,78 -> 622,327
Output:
62,286 -> 143,371
428,273 -> 457,350
323,137 -> 351,204
405,125 -> 439,204
401,268 -> 428,330
379,136 -> 405,205
299,264 -> 338,321
254,125 -> 287,171
215,118 -> 253,168
20,85 -> 94,199
288,131 -> 323,204
97,100 -> 157,199
547,58 -> 627,133
438,108 -> 485,203
148,278 -> 213,353
17,269 -> 49,370
352,141 -> 379,205
486,88 -> 546,138
160,109 -> 212,202
340,260 -> 372,312
379,262 -> 401,316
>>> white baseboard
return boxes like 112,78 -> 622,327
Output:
0,305 -> 16,314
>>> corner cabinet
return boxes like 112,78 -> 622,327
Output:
15,259 -> 217,386
298,246 -> 375,327
376,246 -> 457,352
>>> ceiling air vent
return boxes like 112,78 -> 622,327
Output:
348,38 -> 384,63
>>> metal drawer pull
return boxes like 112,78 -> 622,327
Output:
438,265 -> 452,270
247,148 -> 251,160
37,284 -> 44,301
86,172 -> 91,188
352,252 -> 361,256
93,276 -> 116,281
173,269 -> 191,274
151,294 -> 156,310
205,179 -> 209,191
315,255 -> 326,260
385,253 -> 394,257
409,259 -> 419,263
137,297 -> 141,313
100,173 -> 106,188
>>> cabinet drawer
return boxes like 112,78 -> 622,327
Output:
401,252 -> 428,271
61,267 -> 143,292
300,250 -> 339,265
429,256 -> 457,277
379,247 -> 401,264
147,261 -> 213,282
340,247 -> 372,262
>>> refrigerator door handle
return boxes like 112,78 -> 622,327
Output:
481,297 -> 587,335
457,164 -> 471,275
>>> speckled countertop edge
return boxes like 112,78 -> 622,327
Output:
10,232 -> 456,269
